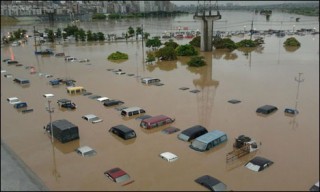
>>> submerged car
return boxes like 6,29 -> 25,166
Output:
159,152 -> 178,162
256,105 -> 278,115
57,99 -> 76,110
177,125 -> 208,142
75,146 -> 97,157
161,127 -> 180,134
97,97 -> 109,102
104,167 -> 131,183
7,97 -> 21,105
82,114 -> 103,124
103,99 -> 124,107
109,125 -> 136,140
245,156 -> 274,172
195,175 -> 227,191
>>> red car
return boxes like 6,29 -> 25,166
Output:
104,167 -> 133,184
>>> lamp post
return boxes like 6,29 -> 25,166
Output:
293,25 -> 295,33
44,94 -> 54,143
294,73 -> 304,111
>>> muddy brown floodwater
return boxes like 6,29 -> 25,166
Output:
1,18 -> 319,191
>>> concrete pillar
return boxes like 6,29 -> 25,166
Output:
194,14 -> 221,52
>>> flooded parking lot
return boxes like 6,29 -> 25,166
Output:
1,12 -> 319,191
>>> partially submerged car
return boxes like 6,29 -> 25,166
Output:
256,105 -> 278,115
284,108 -> 299,115
82,114 -> 103,124
78,58 -> 90,62
7,97 -> 21,105
245,156 -> 274,172
104,167 -> 133,184
177,125 -> 208,142
109,124 -> 136,140
310,181 -> 319,191
159,152 -> 178,162
57,99 -> 76,110
97,97 -> 109,102
75,146 -> 97,157
161,127 -> 180,134
103,99 -> 124,107
195,175 -> 227,191
190,130 -> 228,152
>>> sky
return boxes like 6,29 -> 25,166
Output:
171,1 -> 317,6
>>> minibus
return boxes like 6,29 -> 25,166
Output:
120,107 -> 145,117
140,115 -> 175,129
141,77 -> 161,85
66,86 -> 86,94
190,130 -> 227,152
13,78 -> 30,85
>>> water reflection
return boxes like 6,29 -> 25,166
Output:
284,45 -> 300,52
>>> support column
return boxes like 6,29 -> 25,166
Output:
194,14 -> 221,52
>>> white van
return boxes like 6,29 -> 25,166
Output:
141,77 -> 161,85
121,107 -> 146,117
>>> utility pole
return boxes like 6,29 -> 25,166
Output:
33,26 -> 37,52
250,19 -> 253,40
46,100 -> 55,143
294,72 -> 304,111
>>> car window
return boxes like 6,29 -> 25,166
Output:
115,174 -> 130,183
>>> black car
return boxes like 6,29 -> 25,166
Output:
109,125 -> 136,140
256,105 -> 278,115
177,125 -> 208,142
245,156 -> 274,172
195,175 -> 227,191
57,99 -> 76,110
103,99 -> 124,107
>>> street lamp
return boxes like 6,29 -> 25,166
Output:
293,25 -> 295,33
43,94 -> 54,143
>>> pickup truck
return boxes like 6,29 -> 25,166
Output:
57,99 -> 76,110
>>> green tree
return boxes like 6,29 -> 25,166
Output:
78,29 -> 86,41
128,26 -> 135,38
92,13 -> 107,20
56,28 -> 62,38
87,30 -> 93,41
107,51 -> 129,60
187,56 -> 206,67
146,52 -> 156,63
175,44 -> 198,56
97,32 -> 105,41
189,36 -> 200,47
92,33 -> 98,41
145,37 -> 162,49
47,29 -> 55,42
143,32 -> 150,39
283,37 -> 301,46
155,46 -> 177,61
213,37 -> 237,51
164,39 -> 179,49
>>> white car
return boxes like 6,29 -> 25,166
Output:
82,114 -> 103,124
115,71 -> 126,75
1,70 -> 7,73
75,146 -> 97,157
159,152 -> 178,162
97,97 -> 109,102
7,97 -> 21,104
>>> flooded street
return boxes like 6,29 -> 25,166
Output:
1,11 -> 319,191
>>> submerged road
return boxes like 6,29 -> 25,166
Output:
1,140 -> 48,191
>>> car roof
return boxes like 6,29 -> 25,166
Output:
8,97 -> 19,100
97,97 -> 109,101
83,114 -> 97,118
247,156 -> 273,166
141,115 -> 171,124
58,99 -> 71,103
195,175 -> 227,191
195,130 -> 226,143
112,125 -> 134,133
122,107 -> 142,112
257,105 -> 277,110
77,146 -> 94,153
106,167 -> 127,178
181,125 -> 207,135
160,152 -> 178,161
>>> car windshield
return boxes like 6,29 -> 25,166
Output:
245,162 -> 260,172
115,174 -> 130,183
178,133 -> 190,141
90,117 -> 100,121
191,140 -> 207,150
84,150 -> 97,157
212,182 -> 227,191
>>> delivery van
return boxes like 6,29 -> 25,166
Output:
140,115 -> 175,129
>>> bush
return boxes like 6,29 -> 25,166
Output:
189,36 -> 200,47
283,37 -> 301,46
155,46 -> 177,61
175,44 -> 198,56
187,56 -> 206,67
107,51 -> 128,60
213,37 -> 237,51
